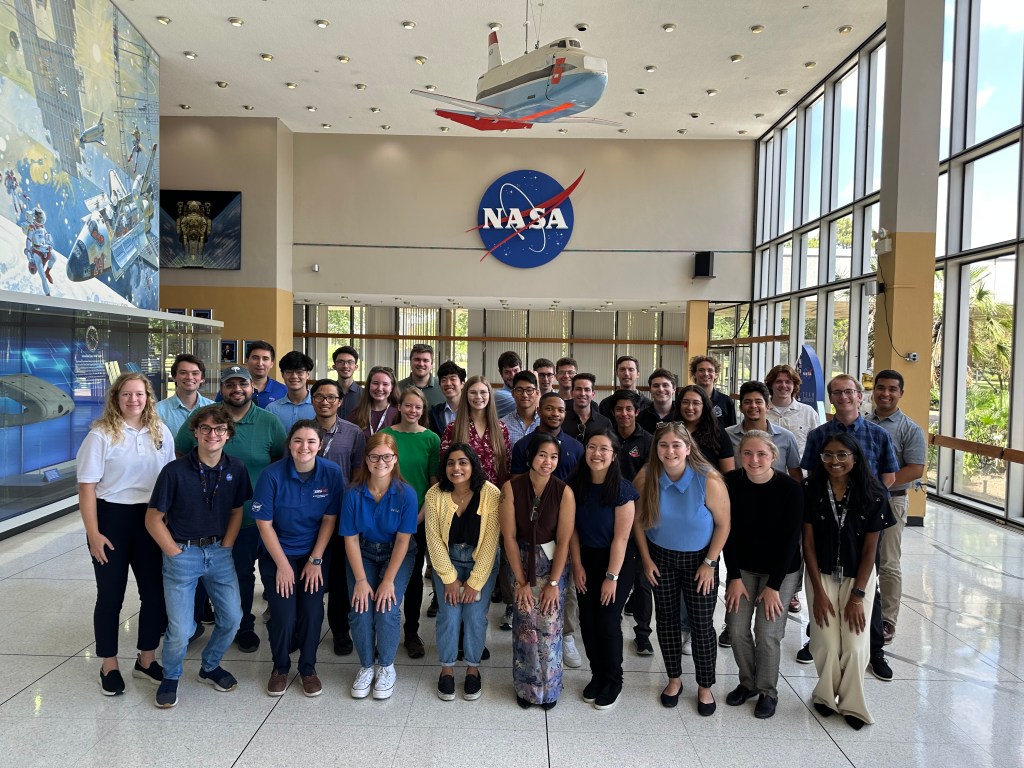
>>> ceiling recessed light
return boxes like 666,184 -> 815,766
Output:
286,82 -> 298,89
838,25 -> 853,35
402,20 -> 416,29
183,51 -> 197,60
216,81 -> 229,88
414,55 -> 427,65
488,22 -> 502,31
644,64 -> 657,72
558,128 -> 568,134
306,105 -> 317,112
228,17 -> 244,27
706,88 -> 719,96
635,88 -> 647,95
315,19 -> 330,28
689,112 -> 700,119
738,130 -> 749,135
321,123 -> 331,129
776,88 -> 790,95
662,23 -> 676,32
178,104 -> 191,110
424,84 -> 437,92
355,83 -> 367,90
729,54 -> 744,63
370,106 -> 380,113
618,128 -> 628,134
260,53 -> 273,62
753,112 -> 764,118
337,55 -> 350,64
380,124 -> 391,130
625,111 -> 636,117
804,61 -> 817,69
440,126 -> 450,132
750,24 -> 765,33
243,105 -> 254,111
156,15 -> 171,25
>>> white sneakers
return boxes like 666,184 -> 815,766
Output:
681,631 -> 693,656
350,666 -> 375,699
563,634 -> 582,668
373,664 -> 396,699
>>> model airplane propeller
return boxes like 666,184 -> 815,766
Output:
411,31 -> 618,131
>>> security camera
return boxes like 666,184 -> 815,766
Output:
575,22 -> 589,32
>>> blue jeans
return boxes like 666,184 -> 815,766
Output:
431,544 -> 498,666
162,542 -> 242,680
346,538 -> 416,668
232,525 -> 260,634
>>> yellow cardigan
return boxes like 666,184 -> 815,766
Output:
424,481 -> 501,592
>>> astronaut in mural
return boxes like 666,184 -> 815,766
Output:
4,168 -> 24,215
128,125 -> 143,172
24,206 -> 54,296
176,200 -> 212,261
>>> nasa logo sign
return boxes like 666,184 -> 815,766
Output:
473,169 -> 584,268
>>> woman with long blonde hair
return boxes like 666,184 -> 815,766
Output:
441,375 -> 511,487
633,423 -> 730,716
77,373 -> 175,695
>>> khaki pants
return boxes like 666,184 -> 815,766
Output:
806,567 -> 877,724
879,495 -> 908,626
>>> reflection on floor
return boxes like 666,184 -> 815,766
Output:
0,500 -> 1023,768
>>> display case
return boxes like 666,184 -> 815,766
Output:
0,292 -> 221,531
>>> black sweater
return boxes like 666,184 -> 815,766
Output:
722,469 -> 803,590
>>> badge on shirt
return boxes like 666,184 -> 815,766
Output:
629,446 -> 640,458
225,473 -> 233,483
313,487 -> 329,499
251,501 -> 262,514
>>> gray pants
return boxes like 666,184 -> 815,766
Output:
724,569 -> 801,699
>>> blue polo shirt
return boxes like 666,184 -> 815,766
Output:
646,466 -> 713,553
576,478 -> 639,549
800,415 -> 898,483
266,392 -> 315,431
339,481 -> 418,544
510,429 -> 583,480
149,450 -> 252,541
251,455 -> 343,555
215,378 -> 288,409
156,393 -> 215,437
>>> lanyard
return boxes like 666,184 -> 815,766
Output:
369,408 -> 388,435
198,462 -> 223,510
826,483 -> 849,568
320,420 -> 338,457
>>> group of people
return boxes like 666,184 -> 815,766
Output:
77,340 -> 925,727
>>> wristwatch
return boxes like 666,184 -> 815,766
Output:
851,587 -> 866,599
605,572 -> 619,581
548,580 -> 558,587
703,557 -> 718,568
308,556 -> 323,566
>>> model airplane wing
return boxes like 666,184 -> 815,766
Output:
410,89 -> 504,117
552,115 -> 622,127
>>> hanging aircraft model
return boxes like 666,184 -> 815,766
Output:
411,31 -> 618,131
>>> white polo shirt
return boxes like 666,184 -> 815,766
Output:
766,399 -> 820,456
76,423 -> 176,504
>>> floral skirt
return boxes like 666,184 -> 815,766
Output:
509,542 -> 568,705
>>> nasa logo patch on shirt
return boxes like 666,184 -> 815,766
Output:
713,406 -> 723,418
225,473 -> 233,482
251,501 -> 262,514
313,487 -> 329,499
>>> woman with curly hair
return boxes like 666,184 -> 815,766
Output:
77,372 -> 175,695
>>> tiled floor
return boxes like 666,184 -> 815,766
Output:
1,500 -> 1022,767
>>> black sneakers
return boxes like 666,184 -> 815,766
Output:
132,655 -> 163,685
99,668 -> 125,696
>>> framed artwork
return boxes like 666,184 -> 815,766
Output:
191,308 -> 213,320
220,340 -> 238,365
159,190 -> 242,270
166,308 -> 186,315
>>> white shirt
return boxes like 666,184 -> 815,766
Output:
76,423 -> 176,504
766,400 -> 819,457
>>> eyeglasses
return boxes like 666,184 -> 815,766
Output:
334,359 -> 357,368
312,394 -> 339,403
821,451 -> 853,461
586,445 -> 614,455
197,425 -> 229,435
282,369 -> 308,377
367,453 -> 396,463
513,387 -> 538,396
830,388 -> 860,397
223,380 -> 251,389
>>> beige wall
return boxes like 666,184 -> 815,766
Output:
290,134 -> 755,305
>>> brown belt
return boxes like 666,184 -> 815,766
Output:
890,489 -> 907,497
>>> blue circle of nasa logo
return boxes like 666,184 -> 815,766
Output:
476,169 -> 582,268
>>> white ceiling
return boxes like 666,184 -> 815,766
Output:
120,0 -> 886,141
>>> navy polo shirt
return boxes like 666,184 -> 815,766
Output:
339,481 -> 418,544
251,456 -> 344,556
149,450 -> 253,541
510,429 -> 584,480
576,478 -> 639,549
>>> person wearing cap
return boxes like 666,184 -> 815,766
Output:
176,365 -> 286,654
266,351 -> 316,431
599,356 -> 652,418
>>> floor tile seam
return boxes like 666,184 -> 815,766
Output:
228,684 -> 290,768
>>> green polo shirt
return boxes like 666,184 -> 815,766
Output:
175,403 -> 286,526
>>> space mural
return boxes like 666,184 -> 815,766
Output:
0,0 -> 159,310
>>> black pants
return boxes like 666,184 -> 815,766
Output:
403,522 -> 427,636
326,535 -> 351,639
577,544 -> 636,689
870,531 -> 884,656
259,551 -> 325,676
626,548 -> 653,641
91,500 -> 166,658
